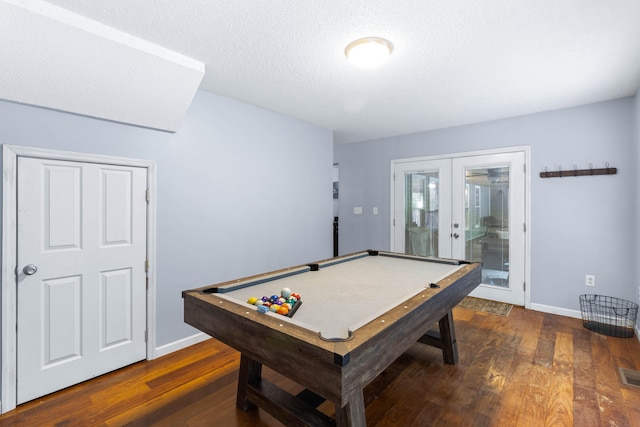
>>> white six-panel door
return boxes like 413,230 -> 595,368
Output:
17,157 -> 148,403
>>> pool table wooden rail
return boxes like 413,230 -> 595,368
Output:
183,251 -> 481,426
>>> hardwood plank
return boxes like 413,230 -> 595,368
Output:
591,333 -> 633,427
532,314 -> 558,368
515,364 -> 551,426
572,326 -> 600,426
544,332 -> 573,426
491,353 -> 532,425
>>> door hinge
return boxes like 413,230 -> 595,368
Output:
393,218 -> 395,226
145,189 -> 150,203
523,223 -> 526,232
145,259 -> 149,273
523,282 -> 526,291
145,330 -> 148,342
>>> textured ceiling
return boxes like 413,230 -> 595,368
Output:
15,1 -> 640,143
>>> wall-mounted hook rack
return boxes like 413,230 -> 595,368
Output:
540,163 -> 617,179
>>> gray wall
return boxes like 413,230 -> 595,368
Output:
335,97 -> 637,313
0,90 -> 334,347
636,89 -> 640,328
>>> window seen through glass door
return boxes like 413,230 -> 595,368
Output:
404,173 -> 439,257
464,167 -> 509,287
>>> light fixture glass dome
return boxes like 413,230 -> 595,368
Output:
345,37 -> 393,69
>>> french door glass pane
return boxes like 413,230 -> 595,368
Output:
404,172 -> 439,257
464,167 -> 510,288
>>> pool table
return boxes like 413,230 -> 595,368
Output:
182,250 -> 481,426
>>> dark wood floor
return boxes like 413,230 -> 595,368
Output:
1,306 -> 639,426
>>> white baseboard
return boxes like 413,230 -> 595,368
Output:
529,303 -> 582,319
531,303 -> 640,343
153,332 -> 210,359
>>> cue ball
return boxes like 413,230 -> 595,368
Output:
281,287 -> 292,298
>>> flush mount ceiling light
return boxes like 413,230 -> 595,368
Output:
344,37 -> 393,69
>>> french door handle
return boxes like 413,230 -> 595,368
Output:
452,233 -> 460,239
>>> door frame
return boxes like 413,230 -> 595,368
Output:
390,145 -> 531,308
1,144 -> 158,413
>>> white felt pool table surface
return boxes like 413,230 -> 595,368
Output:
214,252 -> 465,340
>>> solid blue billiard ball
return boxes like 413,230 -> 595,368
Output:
269,295 -> 279,303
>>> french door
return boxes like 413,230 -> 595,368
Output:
392,150 -> 527,306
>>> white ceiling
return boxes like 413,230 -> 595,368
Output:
9,1 -> 640,143
1,0 -> 204,132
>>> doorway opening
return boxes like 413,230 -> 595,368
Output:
392,147 -> 530,307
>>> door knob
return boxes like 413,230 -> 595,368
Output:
453,233 -> 460,239
22,264 -> 38,275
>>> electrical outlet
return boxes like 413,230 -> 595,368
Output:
585,275 -> 595,287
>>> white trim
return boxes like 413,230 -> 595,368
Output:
392,145 -> 531,165
530,302 -> 582,319
390,145 -> 531,309
532,303 -> 640,342
145,162 -> 158,360
153,333 -> 211,359
1,144 -> 157,413
1,146 -> 18,414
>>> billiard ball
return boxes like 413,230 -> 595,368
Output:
254,299 -> 264,306
281,287 -> 292,298
277,306 -> 289,315
247,297 -> 258,305
269,304 -> 279,312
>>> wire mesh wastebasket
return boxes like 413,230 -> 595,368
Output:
579,294 -> 638,338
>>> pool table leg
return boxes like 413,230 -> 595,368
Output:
438,310 -> 458,365
236,354 -> 261,410
335,389 -> 366,427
